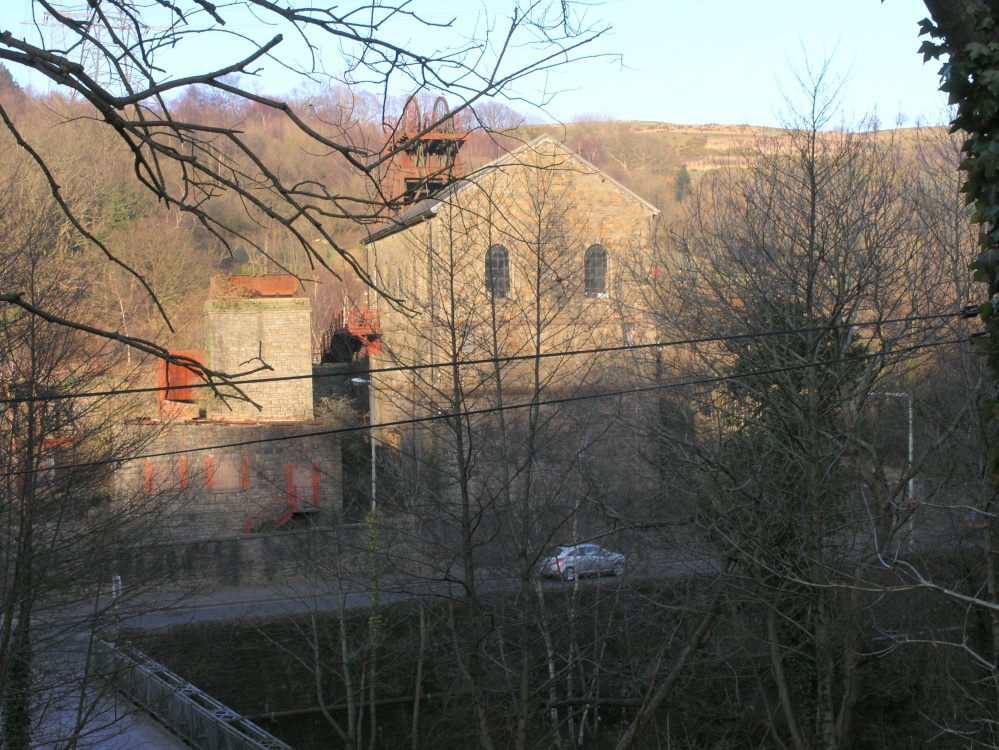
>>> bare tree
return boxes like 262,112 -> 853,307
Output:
0,177 -> 175,749
0,0 -> 607,377
637,63 -> 961,750
357,134 -> 676,749
918,2 -> 999,490
893,120 -> 999,746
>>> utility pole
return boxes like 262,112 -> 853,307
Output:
881,391 -> 914,506
874,390 -> 916,547
30,4 -> 147,92
369,373 -> 377,514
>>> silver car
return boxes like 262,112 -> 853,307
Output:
539,544 -> 626,581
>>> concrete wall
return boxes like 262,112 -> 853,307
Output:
204,297 -> 314,420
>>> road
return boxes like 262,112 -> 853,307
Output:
118,558 -> 724,630
38,695 -> 188,750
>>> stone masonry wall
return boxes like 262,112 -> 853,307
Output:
118,422 -> 341,539
204,297 -> 313,420
114,518 -> 431,590
367,136 -> 659,426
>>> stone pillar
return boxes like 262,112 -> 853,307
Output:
205,296 -> 314,420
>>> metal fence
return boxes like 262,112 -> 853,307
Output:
93,639 -> 293,750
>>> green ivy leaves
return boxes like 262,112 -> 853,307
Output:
922,11 -> 999,463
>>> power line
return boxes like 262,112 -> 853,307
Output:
0,335 -> 968,479
0,310 -> 965,406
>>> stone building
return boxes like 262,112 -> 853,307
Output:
204,277 -> 314,421
357,134 -> 660,435
120,275 -> 342,541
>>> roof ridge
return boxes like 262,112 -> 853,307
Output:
361,133 -> 657,245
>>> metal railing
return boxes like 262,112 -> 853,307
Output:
243,485 -> 320,533
321,307 -> 382,358
93,639 -> 292,750
331,307 -> 380,335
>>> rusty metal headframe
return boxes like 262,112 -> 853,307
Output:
382,95 -> 469,209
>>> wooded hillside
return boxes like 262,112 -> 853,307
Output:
5,69 -> 923,353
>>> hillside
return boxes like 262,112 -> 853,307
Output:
524,120 -> 939,213
0,80 -> 950,355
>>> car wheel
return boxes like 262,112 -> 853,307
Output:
564,566 -> 576,582
613,562 -> 625,577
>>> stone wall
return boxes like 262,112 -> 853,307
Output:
118,421 -> 342,539
312,362 -> 363,404
204,297 -> 314,420
366,135 -> 659,427
115,518 -> 436,589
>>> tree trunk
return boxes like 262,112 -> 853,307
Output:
613,590 -> 721,750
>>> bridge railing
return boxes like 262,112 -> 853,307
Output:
93,638 -> 292,750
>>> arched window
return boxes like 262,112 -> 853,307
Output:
584,244 -> 608,298
485,244 -> 511,299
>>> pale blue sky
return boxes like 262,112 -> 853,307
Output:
542,0 -> 946,126
8,0 -> 946,127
